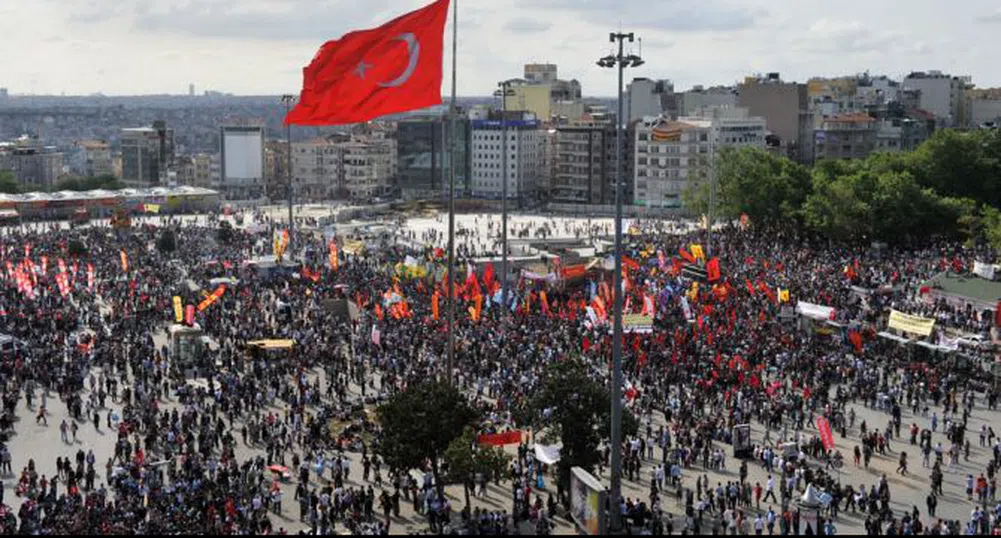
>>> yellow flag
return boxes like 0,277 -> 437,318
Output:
690,244 -> 705,261
145,204 -> 160,214
173,296 -> 183,322
778,288 -> 790,303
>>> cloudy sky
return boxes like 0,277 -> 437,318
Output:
2,0 -> 1000,97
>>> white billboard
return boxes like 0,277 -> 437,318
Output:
222,128 -> 263,183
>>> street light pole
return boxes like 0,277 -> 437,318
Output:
498,81 -> 511,317
597,32 -> 643,534
281,94 -> 296,238
446,0 -> 458,386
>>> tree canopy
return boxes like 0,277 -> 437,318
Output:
0,171 -> 20,194
512,359 -> 638,493
54,174 -> 124,192
376,380 -> 478,496
687,128 -> 1001,245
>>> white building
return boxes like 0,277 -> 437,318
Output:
633,108 -> 766,209
677,86 -> 738,117
218,126 -> 265,200
292,134 -> 395,202
626,78 -> 674,122
902,71 -> 970,127
469,115 -> 541,200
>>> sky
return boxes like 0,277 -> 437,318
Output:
2,0 -> 1001,97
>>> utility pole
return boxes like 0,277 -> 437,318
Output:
597,33 -> 643,534
445,0 -> 458,386
281,94 -> 296,239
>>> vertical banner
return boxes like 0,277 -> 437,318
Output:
120,251 -> 129,273
87,264 -> 95,292
173,296 -> 184,323
817,416 -> 835,450
184,305 -> 195,326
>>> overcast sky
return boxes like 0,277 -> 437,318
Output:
2,0 -> 1000,97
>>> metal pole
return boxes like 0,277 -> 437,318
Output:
501,81 -> 509,321
608,32 -> 627,534
446,0 -> 458,386
281,95 -> 295,238
707,118 -> 716,258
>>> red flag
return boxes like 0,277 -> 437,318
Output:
706,257 -> 721,282
184,305 -> 195,325
996,301 -> 1001,327
678,248 -> 696,265
816,417 -> 835,450
285,0 -> 451,125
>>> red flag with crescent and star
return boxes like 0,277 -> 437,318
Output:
285,0 -> 451,125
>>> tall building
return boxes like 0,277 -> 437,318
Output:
72,140 -> 113,177
551,126 -> 607,205
737,73 -> 813,163
396,116 -> 470,201
292,133 -> 396,202
0,138 -> 64,191
469,112 -> 541,201
340,137 -> 396,201
626,78 -> 675,122
503,65 -> 584,123
902,71 -> 970,127
219,125 -> 265,200
813,112 -> 877,161
264,140 -> 290,200
633,108 -> 766,209
176,153 -> 213,187
120,121 -> 174,187
677,86 -> 738,117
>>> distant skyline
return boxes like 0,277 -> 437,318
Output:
2,0 -> 1001,97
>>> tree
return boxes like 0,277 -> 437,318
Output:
683,147 -> 811,229
0,171 -> 20,194
512,359 -> 638,496
442,427 -> 511,509
377,380 -> 478,498
54,174 -> 125,192
982,206 -> 1001,253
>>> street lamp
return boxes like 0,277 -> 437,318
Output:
596,31 -> 643,534
493,81 -> 517,318
280,94 -> 296,238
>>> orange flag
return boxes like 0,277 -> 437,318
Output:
432,291 -> 440,321
120,251 -> 129,273
374,304 -> 384,321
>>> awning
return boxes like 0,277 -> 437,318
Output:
247,339 -> 295,349
0,209 -> 18,218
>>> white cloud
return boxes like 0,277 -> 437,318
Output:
0,0 -> 998,96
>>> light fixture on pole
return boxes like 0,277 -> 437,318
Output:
596,31 -> 642,534
493,81 -> 517,320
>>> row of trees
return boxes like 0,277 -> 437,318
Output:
376,360 -> 635,506
0,172 -> 124,195
685,128 -> 1001,246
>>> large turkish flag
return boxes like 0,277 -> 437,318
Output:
285,0 -> 450,125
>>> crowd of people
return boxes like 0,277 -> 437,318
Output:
0,208 -> 998,535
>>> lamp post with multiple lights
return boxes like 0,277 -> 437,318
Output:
493,81 -> 517,316
596,32 -> 643,533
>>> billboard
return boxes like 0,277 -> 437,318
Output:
221,127 -> 264,183
570,466 -> 606,535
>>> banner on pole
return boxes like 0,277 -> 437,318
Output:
817,416 -> 835,450
477,430 -> 523,446
888,309 -> 936,336
173,296 -> 184,322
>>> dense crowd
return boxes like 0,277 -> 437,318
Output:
0,210 -> 999,535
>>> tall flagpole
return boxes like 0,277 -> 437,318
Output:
446,0 -> 458,386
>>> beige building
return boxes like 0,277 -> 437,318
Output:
293,134 -> 396,201
737,73 -> 813,163
504,84 -> 552,122
74,140 -> 113,177
0,138 -> 64,191
551,126 -> 608,205
965,87 -> 1001,128
813,112 -> 877,161
176,153 -> 213,187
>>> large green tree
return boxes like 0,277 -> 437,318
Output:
684,146 -> 812,229
512,359 -> 638,494
377,380 -> 478,498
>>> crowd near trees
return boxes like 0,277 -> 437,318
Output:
687,128 -> 1001,248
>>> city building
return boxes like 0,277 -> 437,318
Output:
677,86 -> 738,117
524,63 -> 558,84
626,78 -> 675,122
504,84 -> 553,123
396,116 -> 470,201
176,153 -> 213,188
502,65 -> 584,123
0,137 -> 64,190
264,141 -> 290,200
551,126 -> 607,205
469,112 -> 541,201
72,139 -> 113,177
120,121 -> 174,187
218,125 -> 265,200
632,108 -> 766,209
902,71 -> 971,127
737,73 -> 813,163
340,137 -> 396,201
537,127 -> 557,201
292,133 -> 396,202
965,87 -> 1001,128
813,112 -> 877,161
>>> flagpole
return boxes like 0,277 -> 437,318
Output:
446,0 -> 458,386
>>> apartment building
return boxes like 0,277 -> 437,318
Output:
813,112 -> 877,161
0,138 -> 64,191
71,140 -> 113,178
737,73 -> 813,163
551,126 -> 607,205
626,78 -> 675,122
120,121 -> 174,187
469,113 -> 540,201
902,71 -> 971,127
396,116 -> 470,201
293,134 -> 396,201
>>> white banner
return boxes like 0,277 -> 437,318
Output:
795,301 -> 835,321
535,444 -> 561,465
973,261 -> 996,280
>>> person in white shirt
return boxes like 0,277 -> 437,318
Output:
754,514 -> 765,535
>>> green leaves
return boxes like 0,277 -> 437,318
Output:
442,427 -> 510,486
376,380 -> 478,476
0,171 -> 19,194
